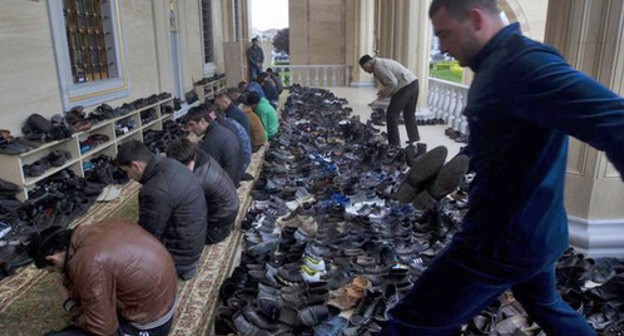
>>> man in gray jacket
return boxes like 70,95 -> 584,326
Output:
359,54 -> 420,146
247,37 -> 264,80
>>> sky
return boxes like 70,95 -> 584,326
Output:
250,0 -> 289,31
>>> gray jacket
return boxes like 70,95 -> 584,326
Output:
247,46 -> 264,65
373,58 -> 417,97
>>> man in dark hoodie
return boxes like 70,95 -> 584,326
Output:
116,140 -> 206,280
167,139 -> 239,244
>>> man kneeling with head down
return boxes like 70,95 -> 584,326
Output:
167,138 -> 240,244
29,218 -> 177,336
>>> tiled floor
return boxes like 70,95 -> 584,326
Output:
327,86 -> 464,160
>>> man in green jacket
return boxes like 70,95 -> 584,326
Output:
246,91 -> 278,138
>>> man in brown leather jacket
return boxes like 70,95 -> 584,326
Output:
29,218 -> 177,336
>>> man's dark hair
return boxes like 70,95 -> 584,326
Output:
186,103 -> 217,123
238,81 -> 248,91
429,0 -> 499,18
116,140 -> 154,167
258,72 -> 269,81
252,37 -> 258,42
266,68 -> 274,73
166,138 -> 198,165
246,91 -> 261,105
359,54 -> 373,67
28,226 -> 73,269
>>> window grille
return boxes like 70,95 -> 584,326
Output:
63,0 -> 117,83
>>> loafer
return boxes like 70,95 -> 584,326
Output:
313,315 -> 348,336
242,304 -> 279,332
232,310 -> 271,336
298,304 -> 341,327
396,182 -> 419,204
411,190 -> 437,211
427,154 -> 470,199
404,146 -> 448,188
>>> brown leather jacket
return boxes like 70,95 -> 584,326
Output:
64,218 -> 177,336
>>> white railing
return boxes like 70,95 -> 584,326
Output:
271,65 -> 353,87
428,77 -> 469,134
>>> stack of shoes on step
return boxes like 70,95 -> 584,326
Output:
396,145 -> 470,212
22,113 -> 72,144
64,106 -> 93,133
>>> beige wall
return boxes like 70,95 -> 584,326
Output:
0,0 -> 231,136
499,0 -> 549,42
289,0 -> 351,65
0,1 -> 63,136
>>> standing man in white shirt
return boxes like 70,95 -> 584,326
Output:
359,54 -> 420,146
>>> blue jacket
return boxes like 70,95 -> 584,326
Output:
246,81 -> 265,98
456,23 -> 624,269
226,102 -> 251,137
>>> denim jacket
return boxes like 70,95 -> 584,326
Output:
456,23 -> 624,269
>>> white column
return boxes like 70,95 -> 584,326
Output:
351,0 -> 376,86
545,0 -> 624,257
406,0 -> 434,119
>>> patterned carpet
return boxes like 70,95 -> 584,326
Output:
0,145 -> 266,335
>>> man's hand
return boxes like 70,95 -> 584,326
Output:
57,276 -> 69,301
377,91 -> 386,100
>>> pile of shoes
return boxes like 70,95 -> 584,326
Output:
142,119 -> 188,155
64,106 -> 93,133
79,134 -> 110,154
140,108 -> 157,125
194,73 -> 226,86
445,127 -> 469,143
115,117 -> 138,136
0,129 -> 41,154
185,89 -> 199,104
396,146 -> 470,211
370,109 -> 386,126
22,149 -> 72,177
215,85 -> 470,335
21,113 -> 72,145
416,118 -> 445,126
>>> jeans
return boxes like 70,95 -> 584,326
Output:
176,260 -> 199,281
249,65 -> 262,81
386,80 -> 420,146
380,242 -> 596,336
45,316 -> 173,336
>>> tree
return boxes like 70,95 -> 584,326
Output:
272,28 -> 289,55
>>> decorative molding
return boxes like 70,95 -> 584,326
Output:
566,139 -> 588,176
568,215 -> 624,257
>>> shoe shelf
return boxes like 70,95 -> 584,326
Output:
193,77 -> 227,103
0,96 -> 174,201
23,158 -> 81,187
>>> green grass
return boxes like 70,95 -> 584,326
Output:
430,67 -> 463,83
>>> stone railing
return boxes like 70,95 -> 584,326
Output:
272,65 -> 353,87
428,77 -> 469,134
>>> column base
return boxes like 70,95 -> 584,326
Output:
350,80 -> 376,87
370,99 -> 435,120
568,215 -> 624,257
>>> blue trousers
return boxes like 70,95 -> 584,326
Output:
380,243 -> 596,335
249,65 -> 262,81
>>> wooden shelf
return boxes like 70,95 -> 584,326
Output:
24,158 -> 80,186
0,94 -> 177,200
116,127 -> 142,141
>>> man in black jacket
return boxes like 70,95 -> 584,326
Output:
186,104 -> 243,186
167,139 -> 239,244
116,140 -> 206,280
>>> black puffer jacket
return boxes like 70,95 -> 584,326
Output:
138,156 -> 207,270
198,122 -> 242,186
194,149 -> 239,223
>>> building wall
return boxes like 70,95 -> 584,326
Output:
0,0 -> 228,136
289,0 -> 350,65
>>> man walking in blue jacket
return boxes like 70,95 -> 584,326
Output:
382,0 -> 624,335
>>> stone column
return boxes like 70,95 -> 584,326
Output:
351,0 -> 376,86
545,0 -> 624,257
